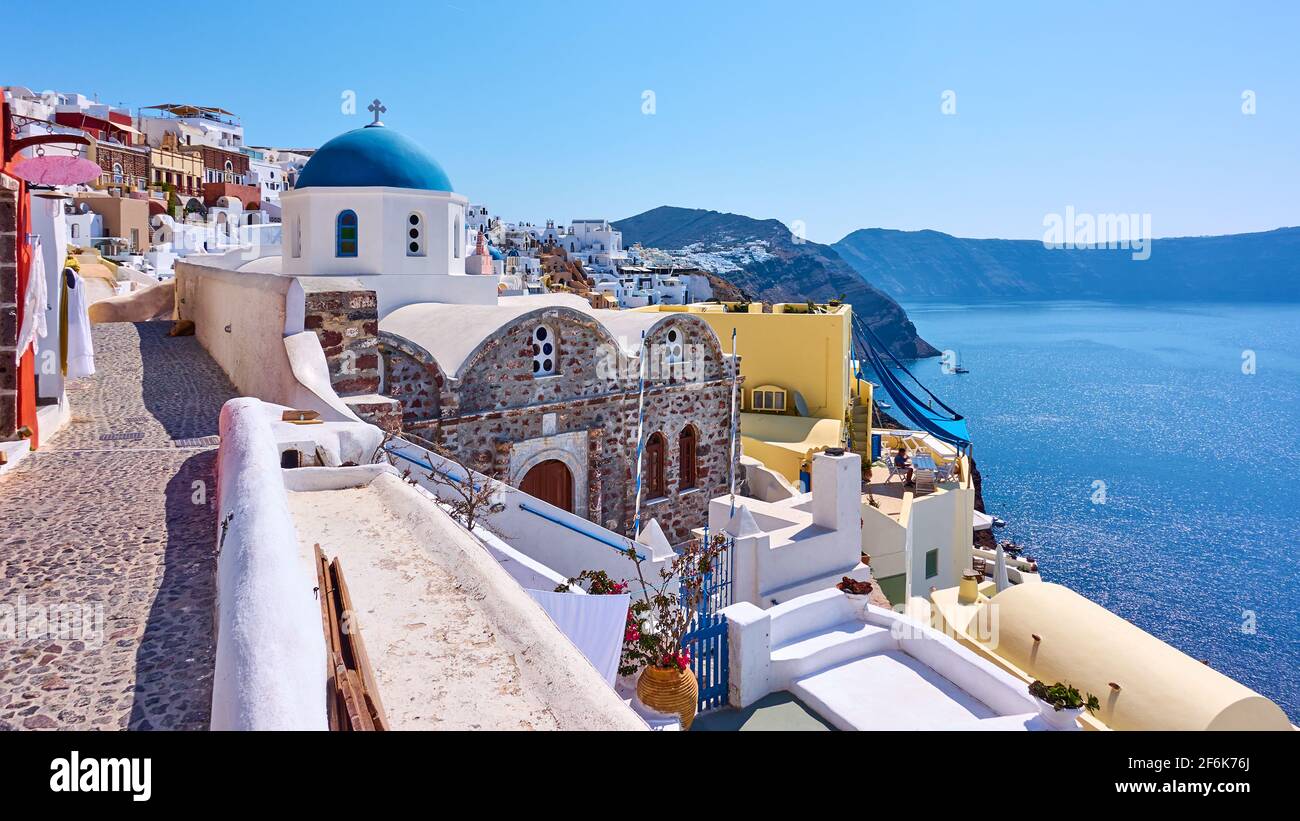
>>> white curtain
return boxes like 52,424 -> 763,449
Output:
15,236 -> 47,362
65,271 -> 95,379
526,589 -> 630,687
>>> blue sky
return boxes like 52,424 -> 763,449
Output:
5,1 -> 1297,243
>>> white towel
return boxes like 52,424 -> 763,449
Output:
15,236 -> 47,362
527,589 -> 630,687
65,271 -> 95,379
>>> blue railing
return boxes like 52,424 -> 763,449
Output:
517,501 -> 645,561
383,445 -> 482,489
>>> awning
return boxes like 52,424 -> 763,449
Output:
142,104 -> 237,118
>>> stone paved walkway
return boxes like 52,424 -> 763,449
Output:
0,321 -> 237,730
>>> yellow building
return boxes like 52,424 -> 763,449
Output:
928,582 -> 1294,731
635,302 -> 870,482
149,133 -> 205,200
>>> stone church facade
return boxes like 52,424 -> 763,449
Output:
373,301 -> 739,544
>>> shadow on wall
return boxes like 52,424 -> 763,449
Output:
128,450 -> 219,730
135,321 -> 239,441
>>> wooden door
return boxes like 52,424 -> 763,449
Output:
520,459 -> 574,512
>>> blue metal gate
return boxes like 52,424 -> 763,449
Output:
680,531 -> 733,714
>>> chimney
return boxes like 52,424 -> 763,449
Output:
811,448 -> 861,534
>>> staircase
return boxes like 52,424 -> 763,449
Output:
849,396 -> 872,464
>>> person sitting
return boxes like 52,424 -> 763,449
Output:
894,447 -> 914,486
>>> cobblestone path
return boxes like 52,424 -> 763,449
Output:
0,321 -> 237,730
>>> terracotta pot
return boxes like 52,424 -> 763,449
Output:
637,665 -> 698,730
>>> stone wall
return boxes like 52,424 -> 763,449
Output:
302,283 -> 380,397
376,331 -> 447,426
378,307 -> 739,543
0,187 -> 16,438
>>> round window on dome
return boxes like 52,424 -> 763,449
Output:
532,325 -> 557,377
406,212 -> 424,257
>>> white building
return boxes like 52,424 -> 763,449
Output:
592,266 -> 690,308
275,120 -> 497,312
137,104 -> 244,150
243,148 -> 286,204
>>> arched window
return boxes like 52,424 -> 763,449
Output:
645,432 -> 666,499
407,212 -> 424,256
679,425 -> 698,490
336,209 -> 358,257
532,325 -> 557,377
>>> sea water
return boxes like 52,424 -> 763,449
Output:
900,301 -> 1300,722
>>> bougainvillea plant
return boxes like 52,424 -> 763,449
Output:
559,533 -> 729,677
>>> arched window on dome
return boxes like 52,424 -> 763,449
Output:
336,210 -> 358,257
407,212 -> 424,257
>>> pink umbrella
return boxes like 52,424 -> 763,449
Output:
10,155 -> 102,186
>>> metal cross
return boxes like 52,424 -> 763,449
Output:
368,98 -> 386,125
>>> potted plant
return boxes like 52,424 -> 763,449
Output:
1028,680 -> 1099,730
560,534 -> 729,730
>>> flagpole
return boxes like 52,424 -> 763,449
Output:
729,327 -> 738,515
631,330 -> 650,538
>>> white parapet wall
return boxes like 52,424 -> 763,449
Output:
175,260 -> 370,424
211,398 -> 328,730
708,450 -> 872,607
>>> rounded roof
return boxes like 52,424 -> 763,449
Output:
380,295 -> 722,379
295,125 -> 454,192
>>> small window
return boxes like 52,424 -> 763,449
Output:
646,432 -> 666,499
678,425 -> 697,490
925,549 -> 939,579
292,217 -> 302,258
406,212 -> 424,256
664,327 -> 683,364
336,209 -> 358,257
71,224 -> 80,238
531,325 -> 556,377
752,385 -> 787,413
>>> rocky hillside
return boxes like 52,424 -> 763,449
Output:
832,226 -> 1300,302
614,206 -> 938,358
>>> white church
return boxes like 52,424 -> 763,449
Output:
273,107 -> 499,312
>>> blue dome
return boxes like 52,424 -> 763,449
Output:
488,245 -> 505,260
295,125 -> 453,192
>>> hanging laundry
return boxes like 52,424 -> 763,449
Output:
15,235 -> 47,362
526,589 -> 631,687
63,269 -> 95,379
